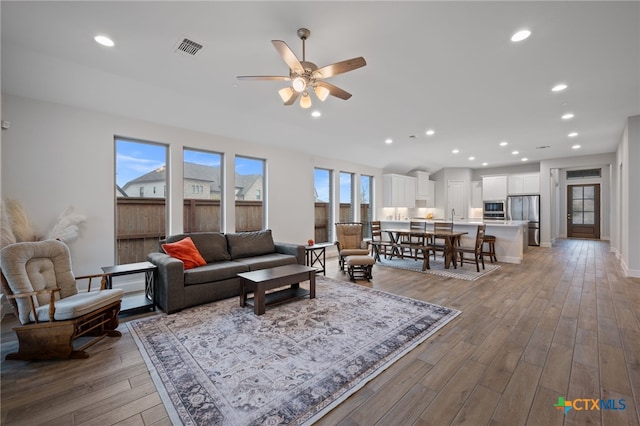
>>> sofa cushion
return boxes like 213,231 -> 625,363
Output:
183,261 -> 249,286
233,253 -> 297,271
162,237 -> 207,270
163,232 -> 231,263
226,229 -> 275,259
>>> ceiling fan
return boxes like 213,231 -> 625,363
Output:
237,28 -> 366,109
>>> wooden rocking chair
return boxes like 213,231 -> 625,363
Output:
0,240 -> 124,360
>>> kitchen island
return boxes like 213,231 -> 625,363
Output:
379,219 -> 529,264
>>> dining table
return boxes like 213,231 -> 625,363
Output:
381,227 -> 468,270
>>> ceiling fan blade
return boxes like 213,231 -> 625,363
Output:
271,40 -> 304,74
315,81 -> 352,100
236,75 -> 290,81
312,57 -> 366,79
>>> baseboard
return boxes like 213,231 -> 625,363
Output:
499,255 -> 522,264
621,259 -> 640,279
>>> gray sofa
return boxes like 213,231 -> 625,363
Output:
147,229 -> 305,314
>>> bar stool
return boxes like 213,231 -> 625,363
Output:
482,235 -> 497,263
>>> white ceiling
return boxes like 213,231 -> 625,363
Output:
2,1 -> 639,174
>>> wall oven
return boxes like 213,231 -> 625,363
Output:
483,200 -> 506,220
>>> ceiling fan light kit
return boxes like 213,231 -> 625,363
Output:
237,28 -> 366,109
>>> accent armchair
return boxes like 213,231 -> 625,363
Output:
0,240 -> 124,360
334,222 -> 370,271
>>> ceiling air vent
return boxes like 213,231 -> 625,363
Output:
175,38 -> 203,56
566,168 -> 601,179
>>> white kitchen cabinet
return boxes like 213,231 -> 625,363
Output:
410,171 -> 435,207
482,176 -> 507,201
523,173 -> 540,194
383,174 -> 416,207
508,173 -> 540,195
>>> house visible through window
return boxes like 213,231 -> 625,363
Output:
235,156 -> 265,231
115,137 -> 168,264
184,148 -> 223,232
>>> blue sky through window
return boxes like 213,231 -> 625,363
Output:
116,139 -> 263,187
115,139 -> 166,187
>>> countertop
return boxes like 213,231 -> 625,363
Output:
380,219 -> 529,227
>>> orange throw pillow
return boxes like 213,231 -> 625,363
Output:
162,237 -> 207,270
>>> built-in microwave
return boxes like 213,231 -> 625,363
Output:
483,200 -> 505,220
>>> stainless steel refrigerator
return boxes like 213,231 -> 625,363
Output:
507,195 -> 540,246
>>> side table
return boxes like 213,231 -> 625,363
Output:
101,261 -> 157,315
305,242 -> 332,275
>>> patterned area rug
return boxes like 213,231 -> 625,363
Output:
376,255 -> 500,281
128,277 -> 460,426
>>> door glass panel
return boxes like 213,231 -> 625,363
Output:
572,187 -> 583,198
572,200 -> 583,212
584,199 -> 594,212
572,213 -> 583,224
584,186 -> 595,198
583,212 -> 595,225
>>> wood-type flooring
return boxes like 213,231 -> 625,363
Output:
2,239 -> 639,425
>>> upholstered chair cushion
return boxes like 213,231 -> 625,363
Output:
0,240 -> 124,325
1,240 -> 77,324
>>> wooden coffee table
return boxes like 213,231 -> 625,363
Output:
238,264 -> 316,315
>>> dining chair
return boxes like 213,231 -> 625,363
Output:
370,221 -> 394,261
400,221 -> 428,259
431,222 -> 453,261
454,224 -> 486,272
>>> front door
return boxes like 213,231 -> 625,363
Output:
567,184 -> 600,239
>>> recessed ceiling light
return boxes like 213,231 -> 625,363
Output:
552,83 -> 568,92
385,138 -> 393,144
94,35 -> 115,47
425,129 -> 435,136
468,156 -> 475,161
568,132 -> 579,138
452,149 -> 459,154
499,141 -> 508,147
482,162 -> 488,166
572,144 -> 581,149
311,110 -> 321,118
562,113 -> 575,120
511,29 -> 531,42
521,158 -> 529,162
512,150 -> 519,155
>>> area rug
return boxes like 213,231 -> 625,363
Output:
127,277 -> 460,426
376,255 -> 500,281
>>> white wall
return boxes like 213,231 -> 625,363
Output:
616,115 -> 640,277
1,94 -> 382,275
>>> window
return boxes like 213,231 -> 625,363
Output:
314,168 -> 333,243
339,172 -> 354,222
184,149 -> 223,232
360,175 -> 373,238
567,168 -> 601,179
235,156 -> 265,231
115,138 -> 168,264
